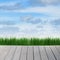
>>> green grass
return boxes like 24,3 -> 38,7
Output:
0,38 -> 60,45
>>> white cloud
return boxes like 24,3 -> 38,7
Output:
20,15 -> 46,24
0,2 -> 17,6
0,1 -> 60,38
0,16 -> 20,25
0,16 -> 19,21
0,14 -> 60,38
0,2 -> 23,10
30,0 -> 60,6
0,2 -> 60,19
0,21 -> 60,38
12,6 -> 60,18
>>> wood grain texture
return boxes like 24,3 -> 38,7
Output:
0,46 -> 60,60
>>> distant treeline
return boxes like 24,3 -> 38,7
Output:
0,38 -> 60,45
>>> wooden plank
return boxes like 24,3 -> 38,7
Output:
55,46 -> 60,54
20,46 -> 27,60
45,46 -> 55,60
50,46 -> 60,60
27,46 -> 33,60
0,46 -> 60,60
39,46 -> 48,60
34,46 -> 41,60
4,46 -> 17,60
12,46 -> 22,60
0,46 -> 11,60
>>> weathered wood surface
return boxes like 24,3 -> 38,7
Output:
0,46 -> 60,60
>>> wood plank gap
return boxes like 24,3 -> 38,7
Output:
38,46 -> 42,60
19,47 -> 23,60
44,47 -> 49,60
45,46 -> 55,60
49,47 -> 57,60
11,47 -> 17,60
33,47 -> 34,60
26,46 -> 28,60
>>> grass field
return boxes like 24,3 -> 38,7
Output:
0,38 -> 60,45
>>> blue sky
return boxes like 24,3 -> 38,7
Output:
0,0 -> 60,38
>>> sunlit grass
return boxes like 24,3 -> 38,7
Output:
0,38 -> 60,45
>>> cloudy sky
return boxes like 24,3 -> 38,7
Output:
0,0 -> 60,38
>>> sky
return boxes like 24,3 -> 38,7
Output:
0,0 -> 60,38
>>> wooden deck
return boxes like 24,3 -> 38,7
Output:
0,46 -> 60,60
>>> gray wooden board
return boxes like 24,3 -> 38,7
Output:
50,46 -> 60,60
39,46 -> 48,60
45,46 -> 55,60
0,46 -> 11,60
20,46 -> 27,60
55,46 -> 60,54
27,46 -> 33,60
0,46 -> 60,60
4,46 -> 16,60
34,46 -> 41,60
12,46 -> 22,60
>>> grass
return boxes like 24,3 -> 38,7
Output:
0,38 -> 60,45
